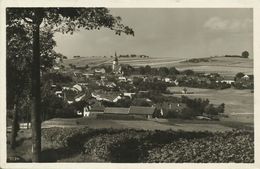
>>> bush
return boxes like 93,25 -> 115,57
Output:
42,128 -> 254,163
145,130 -> 254,163
109,138 -> 144,162
83,130 -> 148,161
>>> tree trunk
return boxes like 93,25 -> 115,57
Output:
10,104 -> 18,149
31,9 -> 42,162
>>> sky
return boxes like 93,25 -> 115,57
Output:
53,8 -> 253,59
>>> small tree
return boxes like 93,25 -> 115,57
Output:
204,104 -> 218,116
235,72 -> 245,81
242,51 -> 249,58
169,67 -> 179,75
144,65 -> 152,75
217,103 -> 225,114
182,69 -> 194,76
158,67 -> 169,77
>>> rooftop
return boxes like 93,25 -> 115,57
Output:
104,107 -> 129,114
102,106 -> 155,115
129,106 -> 155,115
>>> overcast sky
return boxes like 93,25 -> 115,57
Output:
53,8 -> 253,59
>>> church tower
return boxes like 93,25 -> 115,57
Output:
113,52 -> 119,71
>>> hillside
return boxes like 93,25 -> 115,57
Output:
63,56 -> 253,77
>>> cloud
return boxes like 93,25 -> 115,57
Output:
204,17 -> 252,32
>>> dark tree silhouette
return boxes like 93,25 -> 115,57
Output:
7,7 -> 134,162
242,51 -> 249,58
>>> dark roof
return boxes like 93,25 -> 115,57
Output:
91,106 -> 105,112
129,106 -> 155,115
89,100 -> 105,112
104,107 -> 129,114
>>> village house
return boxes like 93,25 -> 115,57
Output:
128,106 -> 155,119
101,76 -> 106,80
91,91 -> 122,102
219,76 -> 235,84
173,79 -> 179,86
94,68 -> 106,74
106,82 -> 117,88
73,72 -> 82,77
220,79 -> 234,84
123,92 -> 136,98
51,84 -> 57,88
62,86 -> 71,90
73,84 -> 83,92
85,106 -> 155,119
127,77 -> 134,84
104,107 -> 129,115
83,105 -> 105,117
164,77 -> 172,83
55,91 -> 63,98
118,76 -> 127,82
82,73 -> 94,79
53,65 -> 60,70
75,93 -> 86,102
241,74 -> 250,80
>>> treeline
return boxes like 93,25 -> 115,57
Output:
122,65 -> 180,76
224,51 -> 249,58
184,58 -> 211,63
118,54 -> 149,58
133,78 -> 169,92
178,78 -> 231,90
122,65 -> 231,90
233,72 -> 254,90
224,55 -> 242,58
181,96 -> 224,116
155,96 -> 225,119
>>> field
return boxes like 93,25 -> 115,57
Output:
63,56 -> 253,77
41,117 -> 253,132
175,56 -> 253,77
167,87 -> 254,123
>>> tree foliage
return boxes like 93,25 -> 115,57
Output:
7,7 -> 134,161
242,51 -> 249,58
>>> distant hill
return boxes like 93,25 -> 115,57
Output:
62,56 -> 253,76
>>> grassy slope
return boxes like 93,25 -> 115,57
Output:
41,117 -> 253,132
167,87 -> 253,114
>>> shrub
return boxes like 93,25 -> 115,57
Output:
145,130 -> 254,163
42,128 -> 254,163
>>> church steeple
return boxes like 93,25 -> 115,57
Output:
113,51 -> 119,71
114,51 -> 118,63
